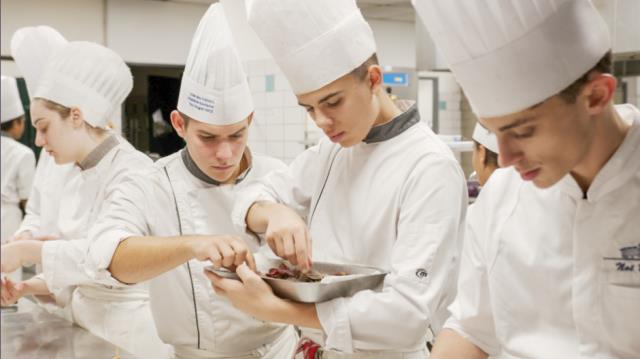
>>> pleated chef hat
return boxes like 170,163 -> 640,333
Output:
10,26 -> 68,97
472,122 -> 499,153
246,0 -> 377,94
177,3 -> 253,125
412,0 -> 611,117
32,41 -> 133,128
1,76 -> 25,123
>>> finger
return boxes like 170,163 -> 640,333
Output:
203,271 -> 227,295
207,246 -> 223,268
306,227 -> 313,259
216,240 -> 236,268
235,263 -> 260,284
272,236 -> 285,259
293,228 -> 310,271
227,239 -> 249,267
245,251 -> 257,272
266,236 -> 277,255
283,233 -> 297,265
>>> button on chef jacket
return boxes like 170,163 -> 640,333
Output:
446,104 -> 640,358
232,103 -> 468,354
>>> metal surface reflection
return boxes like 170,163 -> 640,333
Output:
1,299 -> 137,358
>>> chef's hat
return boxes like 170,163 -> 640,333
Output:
177,3 -> 252,125
10,25 -> 68,97
413,0 -> 611,117
472,122 -> 498,153
33,41 -> 132,129
246,0 -> 377,94
1,75 -> 25,123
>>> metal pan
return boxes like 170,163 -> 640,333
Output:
205,257 -> 387,303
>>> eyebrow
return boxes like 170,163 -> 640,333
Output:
197,127 -> 246,138
498,116 -> 537,132
298,91 -> 342,108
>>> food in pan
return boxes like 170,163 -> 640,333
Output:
264,263 -> 347,282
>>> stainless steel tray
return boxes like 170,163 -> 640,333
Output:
206,257 -> 387,303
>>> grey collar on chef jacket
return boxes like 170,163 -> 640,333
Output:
78,134 -> 119,170
181,147 -> 253,186
363,103 -> 420,144
0,131 -> 10,138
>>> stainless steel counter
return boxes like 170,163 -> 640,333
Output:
1,299 -> 137,358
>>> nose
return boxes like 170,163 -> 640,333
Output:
215,141 -> 233,162
314,109 -> 334,131
34,130 -> 45,148
497,136 -> 523,168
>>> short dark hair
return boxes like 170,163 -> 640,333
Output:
1,116 -> 24,132
557,50 -> 612,103
474,140 -> 499,167
349,53 -> 379,82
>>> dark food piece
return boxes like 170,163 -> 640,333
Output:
265,263 -> 347,282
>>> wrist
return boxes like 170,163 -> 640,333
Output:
22,240 -> 44,266
266,297 -> 295,323
23,278 -> 48,296
182,236 -> 201,259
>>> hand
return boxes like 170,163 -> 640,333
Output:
1,243 -> 25,273
189,235 -> 256,271
264,204 -> 312,271
8,231 -> 33,243
205,263 -> 284,322
0,241 -> 43,273
1,277 -> 28,306
32,235 -> 58,241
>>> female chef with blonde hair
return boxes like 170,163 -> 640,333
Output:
1,26 -> 169,358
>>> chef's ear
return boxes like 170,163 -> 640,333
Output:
170,110 -> 188,139
479,145 -> 487,164
245,111 -> 254,127
367,65 -> 383,93
69,107 -> 85,128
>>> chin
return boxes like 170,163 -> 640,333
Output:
532,174 -> 562,189
339,137 -> 359,148
52,156 -> 69,165
208,169 -> 233,183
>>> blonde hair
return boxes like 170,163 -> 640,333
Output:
37,98 -> 108,137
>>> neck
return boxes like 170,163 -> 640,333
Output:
372,92 -> 402,127
571,104 -> 631,194
76,131 -> 110,165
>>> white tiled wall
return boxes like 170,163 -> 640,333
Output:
244,58 -> 315,164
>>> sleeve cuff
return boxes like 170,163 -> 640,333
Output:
85,228 -> 140,287
316,297 -> 354,353
41,241 -> 62,294
231,189 -> 275,241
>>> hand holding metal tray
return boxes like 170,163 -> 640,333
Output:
205,257 -> 387,303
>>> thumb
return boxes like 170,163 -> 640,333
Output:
14,282 -> 26,292
235,263 -> 260,283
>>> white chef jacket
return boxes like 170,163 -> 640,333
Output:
1,134 -> 36,243
15,148 -> 76,239
86,148 -> 297,358
33,135 -> 169,359
232,104 -> 467,355
446,104 -> 640,358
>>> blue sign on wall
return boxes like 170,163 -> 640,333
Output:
383,72 -> 409,86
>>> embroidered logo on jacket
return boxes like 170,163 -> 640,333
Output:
603,243 -> 640,273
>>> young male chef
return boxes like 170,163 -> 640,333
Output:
85,4 -> 297,358
207,0 -> 468,357
413,0 -> 640,357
